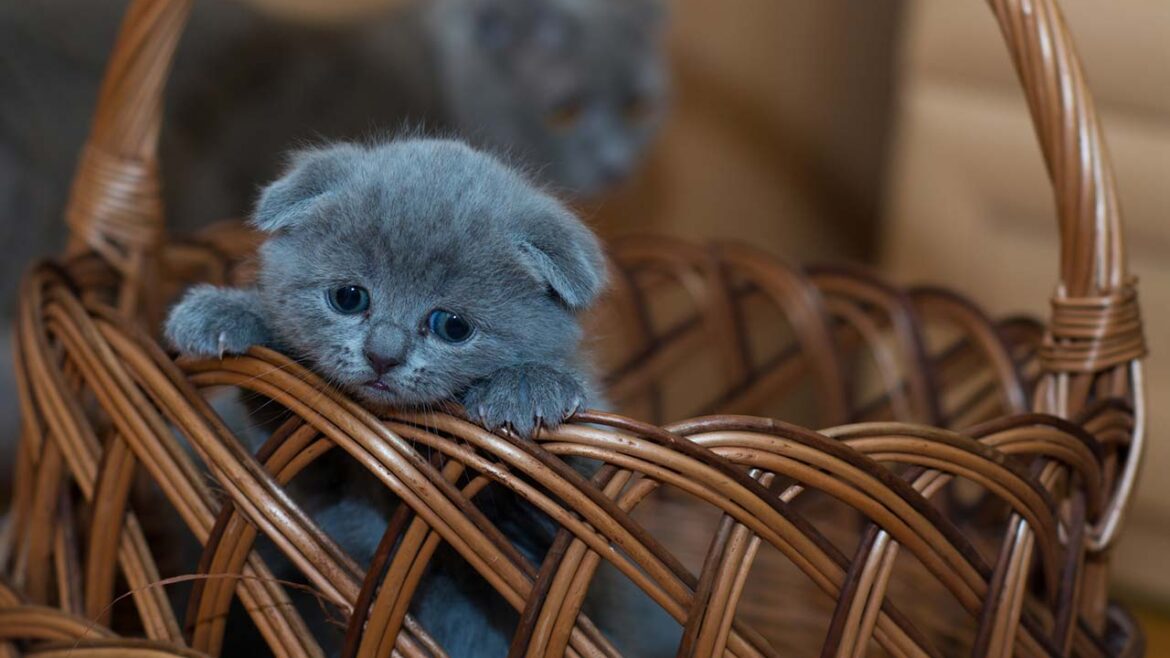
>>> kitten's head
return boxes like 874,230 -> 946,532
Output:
251,140 -> 607,409
428,0 -> 667,197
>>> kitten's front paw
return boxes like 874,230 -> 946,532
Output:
462,365 -> 586,438
164,285 -> 271,358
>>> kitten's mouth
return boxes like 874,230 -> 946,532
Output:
364,379 -> 392,393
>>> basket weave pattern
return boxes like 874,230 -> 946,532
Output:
0,0 -> 1148,656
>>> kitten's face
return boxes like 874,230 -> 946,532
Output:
432,0 -> 668,197
253,141 -> 598,409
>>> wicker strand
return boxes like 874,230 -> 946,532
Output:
65,147 -> 164,262
1040,281 -> 1146,373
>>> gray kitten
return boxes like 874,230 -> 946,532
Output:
164,139 -> 663,656
165,138 -> 605,435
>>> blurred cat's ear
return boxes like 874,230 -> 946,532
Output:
473,1 -> 576,57
251,144 -> 360,233
515,206 -> 608,310
529,7 -> 576,55
474,4 -> 516,53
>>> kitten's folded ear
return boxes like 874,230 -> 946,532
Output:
464,0 -> 576,57
251,143 -> 362,233
515,205 -> 608,310
472,3 -> 516,53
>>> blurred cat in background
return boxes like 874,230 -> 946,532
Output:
429,0 -> 668,196
171,0 -> 667,228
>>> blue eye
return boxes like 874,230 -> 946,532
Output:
427,309 -> 474,343
328,285 -> 369,315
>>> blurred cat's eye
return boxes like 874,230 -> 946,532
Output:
623,94 -> 653,122
427,309 -> 474,343
547,98 -> 585,131
328,285 -> 370,315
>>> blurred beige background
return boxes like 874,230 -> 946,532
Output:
594,0 -> 902,264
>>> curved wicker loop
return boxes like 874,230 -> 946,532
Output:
909,289 -> 1030,419
1082,362 -> 1145,552
805,265 -> 940,426
14,266 -> 323,657
607,237 -> 850,426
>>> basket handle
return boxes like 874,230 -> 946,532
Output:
983,0 -> 1145,382
65,0 -> 1144,372
63,0 -> 192,313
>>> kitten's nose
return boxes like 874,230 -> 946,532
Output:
598,161 -> 630,186
365,350 -> 402,376
597,146 -> 633,186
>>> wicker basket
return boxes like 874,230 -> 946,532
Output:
0,0 -> 1149,656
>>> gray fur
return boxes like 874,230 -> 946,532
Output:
164,285 -> 270,357
461,363 -> 585,438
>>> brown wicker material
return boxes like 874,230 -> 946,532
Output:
0,0 -> 1148,656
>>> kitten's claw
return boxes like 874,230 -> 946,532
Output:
164,285 -> 271,358
462,365 -> 587,439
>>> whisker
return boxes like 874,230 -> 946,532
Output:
229,356 -> 315,391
